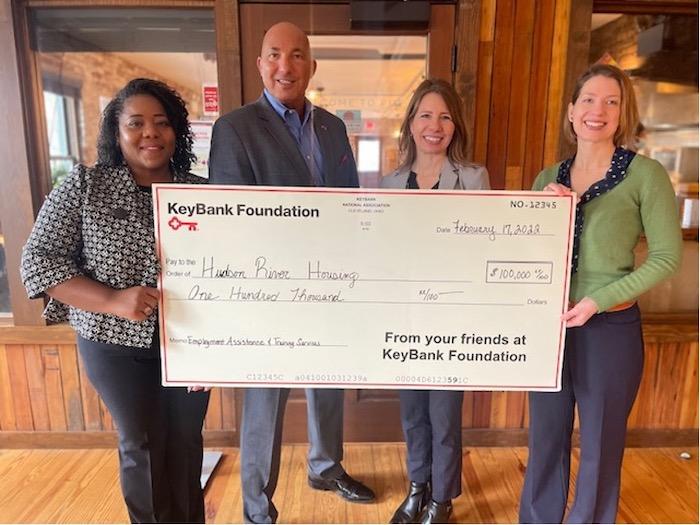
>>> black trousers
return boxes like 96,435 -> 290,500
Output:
399,389 -> 464,502
78,335 -> 210,524
519,305 -> 644,523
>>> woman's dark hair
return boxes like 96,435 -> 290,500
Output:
97,78 -> 196,173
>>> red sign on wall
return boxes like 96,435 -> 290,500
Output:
202,84 -> 219,116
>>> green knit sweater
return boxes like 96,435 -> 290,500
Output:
533,153 -> 682,312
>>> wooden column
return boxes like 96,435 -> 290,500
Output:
215,0 -> 242,113
0,0 -> 46,325
541,0 -> 572,169
454,0 -> 481,160
213,0 -> 243,443
558,0 -> 593,161
456,0 -> 578,190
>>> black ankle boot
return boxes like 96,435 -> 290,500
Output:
389,481 -> 431,524
417,499 -> 452,524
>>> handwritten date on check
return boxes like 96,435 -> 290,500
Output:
153,185 -> 575,391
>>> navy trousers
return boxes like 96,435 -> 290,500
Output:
399,389 -> 464,502
240,387 -> 345,523
519,305 -> 644,523
78,335 -> 210,524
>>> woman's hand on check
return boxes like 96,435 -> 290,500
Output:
109,285 -> 159,322
187,386 -> 212,393
543,182 -> 578,201
562,297 -> 598,327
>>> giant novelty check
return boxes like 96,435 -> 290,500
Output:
153,185 -> 575,391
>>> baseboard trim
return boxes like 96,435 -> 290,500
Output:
0,430 -> 238,449
1,428 -> 696,449
460,428 -> 700,447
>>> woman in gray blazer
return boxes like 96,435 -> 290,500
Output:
380,79 -> 489,524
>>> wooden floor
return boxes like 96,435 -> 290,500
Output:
0,445 -> 697,523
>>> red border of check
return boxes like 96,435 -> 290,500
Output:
153,185 -> 575,391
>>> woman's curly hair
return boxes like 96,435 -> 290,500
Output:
96,78 -> 196,173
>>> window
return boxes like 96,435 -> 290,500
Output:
43,80 -> 81,187
31,8 -> 218,180
357,138 -> 381,173
590,13 -> 699,226
307,34 -> 427,189
0,221 -> 10,317
591,12 -> 700,313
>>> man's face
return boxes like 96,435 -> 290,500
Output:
257,23 -> 316,113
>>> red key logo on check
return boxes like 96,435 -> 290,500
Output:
168,216 -> 198,231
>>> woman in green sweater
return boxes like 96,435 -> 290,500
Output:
519,64 -> 682,523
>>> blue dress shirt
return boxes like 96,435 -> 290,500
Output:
263,89 -> 325,186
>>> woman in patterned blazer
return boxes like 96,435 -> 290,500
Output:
21,78 -> 210,524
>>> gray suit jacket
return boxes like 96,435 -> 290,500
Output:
208,95 -> 359,188
379,158 -> 490,190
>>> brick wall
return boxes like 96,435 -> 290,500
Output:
589,15 -> 657,69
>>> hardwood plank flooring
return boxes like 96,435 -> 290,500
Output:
0,445 -> 696,523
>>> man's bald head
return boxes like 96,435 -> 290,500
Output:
257,21 -> 316,114
261,22 -> 311,56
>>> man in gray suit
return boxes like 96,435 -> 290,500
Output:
208,21 -> 375,524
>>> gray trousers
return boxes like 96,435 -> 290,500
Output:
399,389 -> 464,502
519,305 -> 644,523
78,335 -> 210,524
241,387 -> 345,523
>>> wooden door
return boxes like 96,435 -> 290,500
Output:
239,2 -> 456,443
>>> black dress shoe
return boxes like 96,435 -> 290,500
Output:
389,481 -> 430,523
417,499 -> 452,524
308,472 -> 376,503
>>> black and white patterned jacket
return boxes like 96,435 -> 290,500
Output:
21,163 -> 205,348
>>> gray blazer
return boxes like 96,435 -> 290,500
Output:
379,158 -> 490,190
209,95 -> 359,188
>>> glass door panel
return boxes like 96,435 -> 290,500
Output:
308,35 -> 427,187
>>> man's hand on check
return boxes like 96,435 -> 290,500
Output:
562,297 -> 599,327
